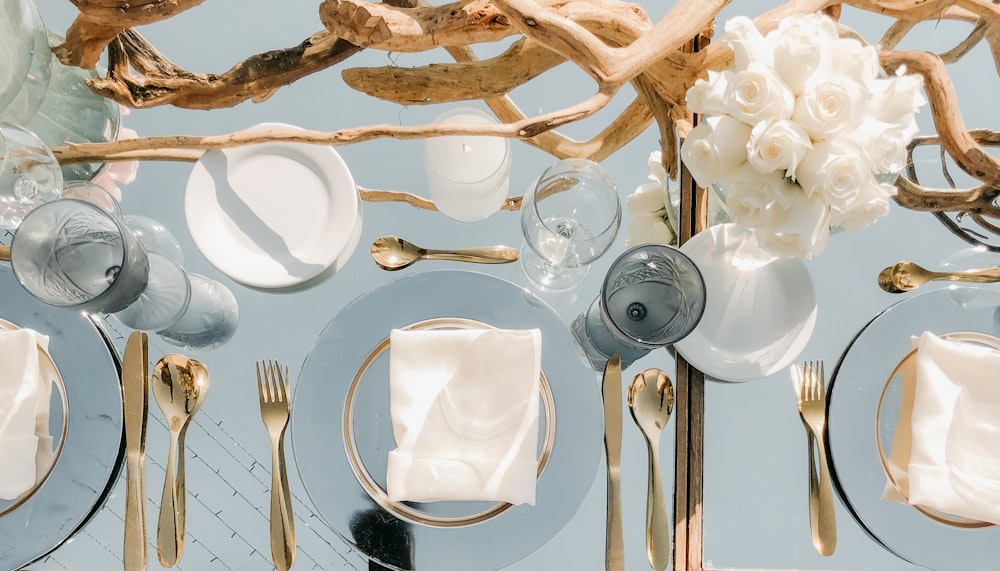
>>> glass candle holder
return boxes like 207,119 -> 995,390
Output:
10,198 -> 149,313
572,244 -> 706,368
423,107 -> 511,222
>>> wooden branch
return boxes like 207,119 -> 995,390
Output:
319,0 -> 517,51
895,177 -> 1000,216
882,49 -> 1000,187
342,39 -> 564,104
56,0 -> 205,68
52,90 -> 616,164
90,29 -> 363,109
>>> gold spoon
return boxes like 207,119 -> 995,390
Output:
628,368 -> 675,571
878,261 -> 1000,293
152,354 -> 210,567
370,235 -> 519,271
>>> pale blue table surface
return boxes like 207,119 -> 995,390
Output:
21,1 -> 1000,570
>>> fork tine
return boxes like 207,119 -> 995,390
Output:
272,361 -> 284,403
257,361 -> 267,405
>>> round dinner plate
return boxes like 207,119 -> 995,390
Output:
0,316 -> 69,519
0,263 -> 124,570
291,270 -> 603,571
829,285 -> 1000,570
674,223 -> 817,381
184,122 -> 362,289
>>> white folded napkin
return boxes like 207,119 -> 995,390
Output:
386,328 -> 541,505
882,331 -> 1000,524
0,328 -> 51,500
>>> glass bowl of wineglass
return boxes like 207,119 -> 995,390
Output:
519,158 -> 622,291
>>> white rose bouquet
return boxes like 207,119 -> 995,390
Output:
680,13 -> 926,258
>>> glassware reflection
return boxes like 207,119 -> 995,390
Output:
157,273 -> 239,352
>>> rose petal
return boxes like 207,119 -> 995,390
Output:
626,214 -> 674,248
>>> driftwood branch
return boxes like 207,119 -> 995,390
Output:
34,0 -> 1000,234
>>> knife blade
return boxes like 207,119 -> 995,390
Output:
123,331 -> 149,571
603,354 -> 624,571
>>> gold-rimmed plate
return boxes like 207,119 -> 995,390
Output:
343,317 -> 556,528
829,285 -> 1000,570
0,317 -> 69,518
876,331 -> 1000,529
291,270 -> 602,571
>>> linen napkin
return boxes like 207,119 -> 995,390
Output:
0,328 -> 51,500
882,331 -> 1000,524
386,327 -> 541,505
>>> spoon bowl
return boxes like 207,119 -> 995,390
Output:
628,368 -> 674,571
152,354 -> 210,567
370,235 -> 518,271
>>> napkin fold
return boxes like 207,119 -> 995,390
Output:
0,328 -> 51,500
386,328 -> 541,505
882,331 -> 1000,524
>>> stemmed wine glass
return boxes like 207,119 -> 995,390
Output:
573,244 -> 707,368
0,122 -> 62,229
519,158 -> 622,291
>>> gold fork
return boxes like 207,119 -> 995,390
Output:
257,361 -> 296,571
792,360 -> 837,556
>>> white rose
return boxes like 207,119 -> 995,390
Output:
769,13 -> 838,94
869,71 -> 926,140
829,181 -> 895,231
792,75 -> 866,141
756,191 -> 831,259
680,115 -> 752,188
851,122 -> 907,174
724,16 -> 772,71
626,181 -> 665,216
823,38 -> 880,88
747,119 -> 812,177
720,164 -> 799,228
795,138 -> 872,210
723,63 -> 795,125
686,70 -> 729,116
626,214 -> 675,248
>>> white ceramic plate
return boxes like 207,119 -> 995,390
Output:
674,223 -> 817,381
184,123 -> 361,289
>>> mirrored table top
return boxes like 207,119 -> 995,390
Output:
14,1 -> 1000,570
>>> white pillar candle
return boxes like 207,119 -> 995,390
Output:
423,107 -> 512,222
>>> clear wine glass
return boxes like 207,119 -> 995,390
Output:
519,158 -> 622,291
0,122 -> 63,229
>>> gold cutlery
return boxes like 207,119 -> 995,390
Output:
792,360 -> 837,556
123,331 -> 149,571
257,361 -> 296,571
151,355 -> 209,567
628,369 -> 674,571
878,261 -> 1000,293
370,235 -> 519,271
602,354 -> 624,571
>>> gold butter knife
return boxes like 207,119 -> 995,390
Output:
123,331 -> 149,571
603,354 -> 624,571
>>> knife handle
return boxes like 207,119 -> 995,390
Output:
606,464 -> 624,571
125,452 -> 147,571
